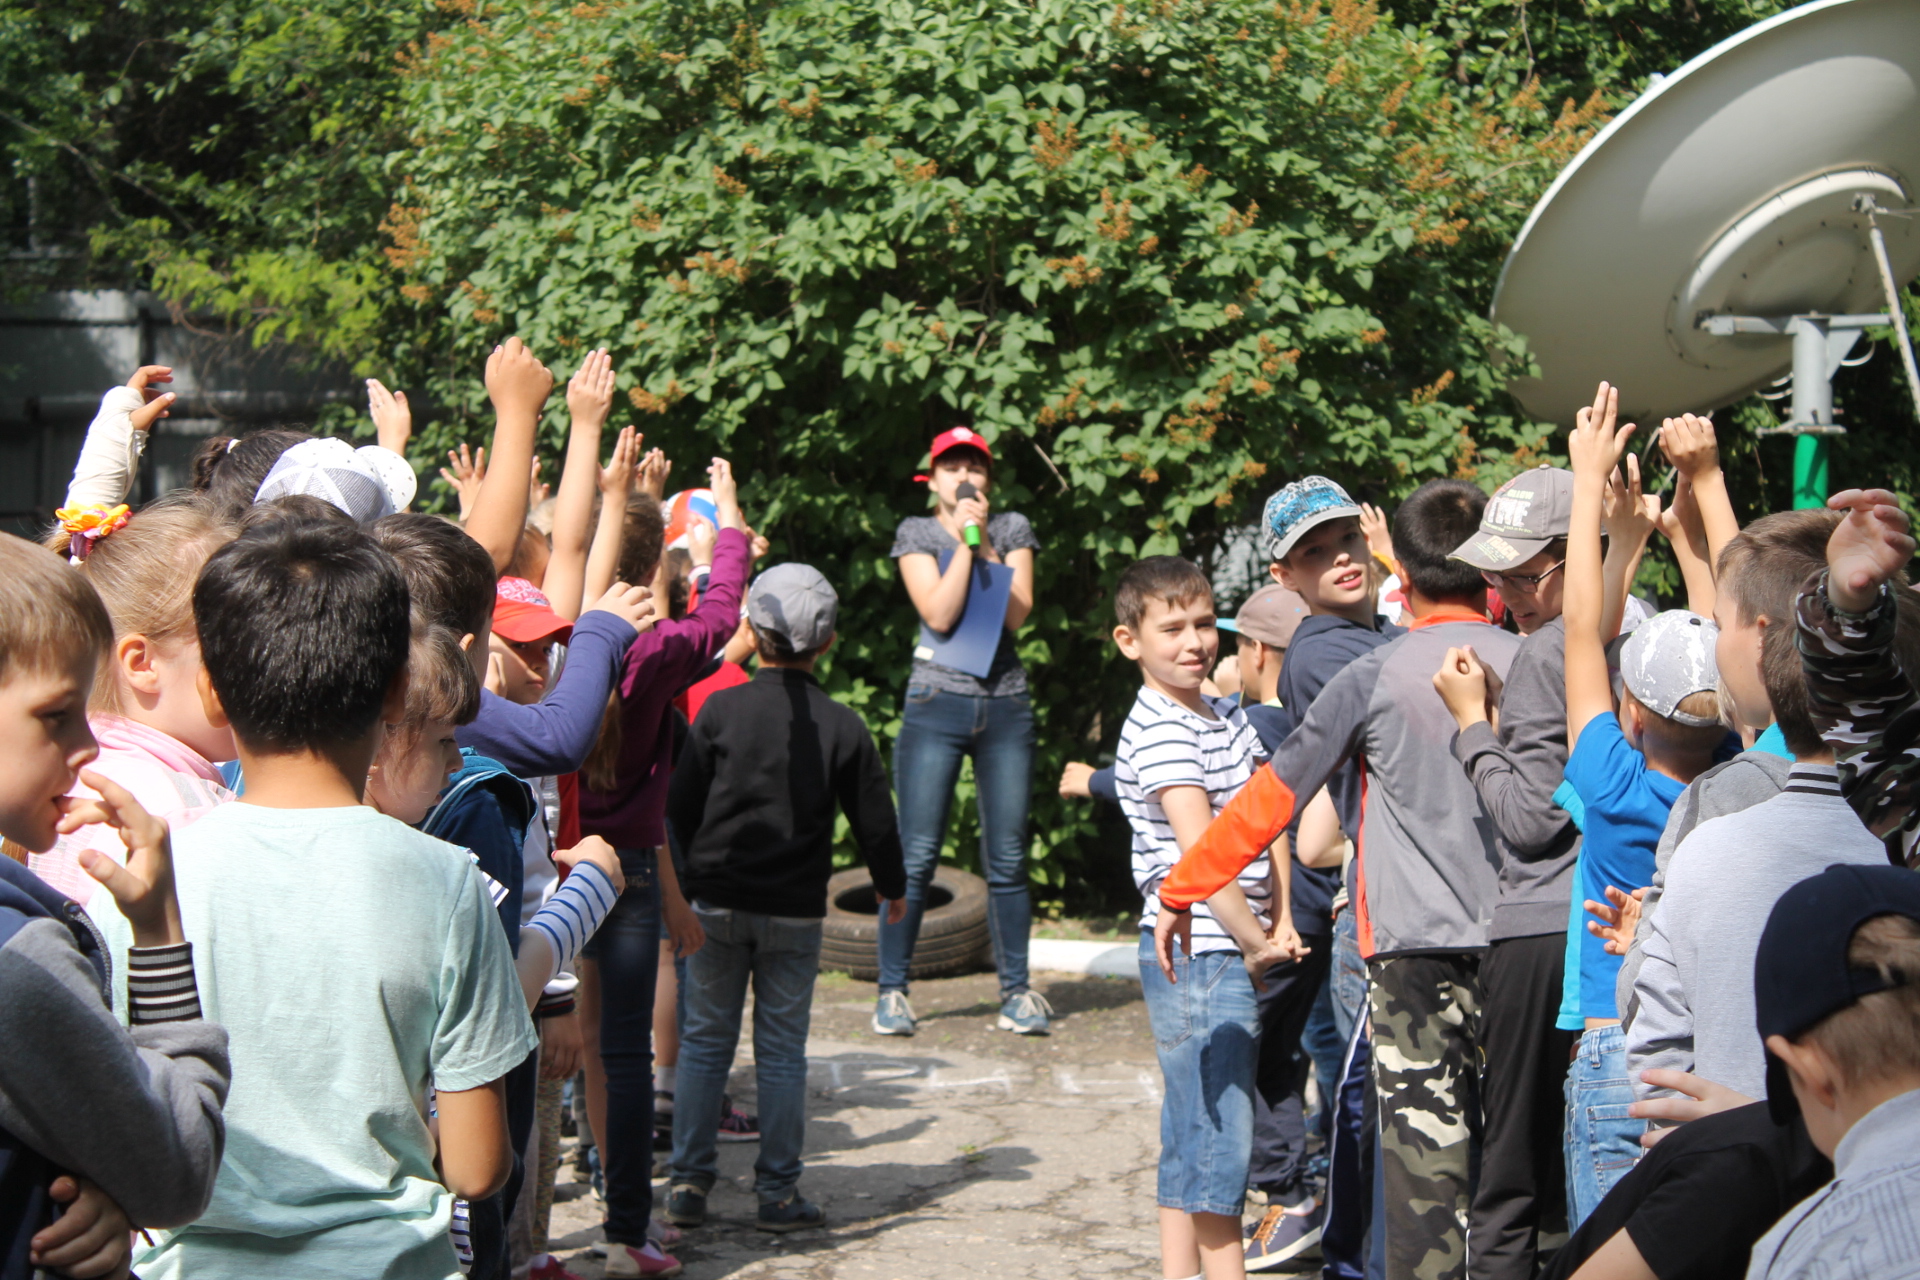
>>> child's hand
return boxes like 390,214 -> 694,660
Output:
440,443 -> 487,521
554,834 -> 625,895
128,364 -> 176,434
687,518 -> 717,569
1211,653 -> 1242,698
30,1175 -> 130,1278
599,427 -> 640,499
1584,884 -> 1645,956
1358,501 -> 1394,567
1058,761 -> 1096,798
749,529 -> 771,561
1568,381 -> 1637,481
708,458 -> 745,531
583,581 -> 656,633
1658,413 -> 1719,480
663,893 -> 705,958
484,650 -> 507,696
1825,488 -> 1915,612
636,448 -> 671,503
1432,645 -> 1492,730
528,458 -> 549,508
1602,451 -> 1659,549
367,378 -> 413,455
539,1011 -> 584,1081
1153,905 -> 1192,982
59,772 -> 183,950
878,895 -> 907,924
1630,1069 -> 1754,1145
565,348 -> 615,433
1654,471 -> 1705,548
484,337 -> 554,420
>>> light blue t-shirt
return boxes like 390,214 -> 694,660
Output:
100,803 -> 538,1280
1559,714 -> 1684,1021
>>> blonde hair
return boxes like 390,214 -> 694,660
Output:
1802,914 -> 1920,1088
61,499 -> 235,713
0,532 -> 114,686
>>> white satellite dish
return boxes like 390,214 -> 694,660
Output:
1491,0 -> 1920,440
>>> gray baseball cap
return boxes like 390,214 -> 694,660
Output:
747,563 -> 838,653
1451,465 -> 1575,572
1620,609 -> 1720,726
1218,584 -> 1310,649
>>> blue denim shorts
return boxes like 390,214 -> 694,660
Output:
1138,932 -> 1261,1216
1563,1023 -> 1641,1228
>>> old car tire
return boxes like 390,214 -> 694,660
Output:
820,865 -> 991,981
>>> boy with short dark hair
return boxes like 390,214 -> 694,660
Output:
1158,479 -> 1519,1280
663,563 -> 907,1235
99,519 -> 539,1280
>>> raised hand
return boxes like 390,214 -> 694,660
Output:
484,337 -> 555,421
1584,884 -> 1645,956
367,378 -> 413,455
528,458 -> 549,508
1602,451 -> 1660,549
565,348 -> 616,433
1569,381 -> 1637,481
583,581 -> 656,633
598,427 -> 640,499
708,458 -> 746,531
635,447 -> 671,503
128,364 -> 176,433
58,772 -> 182,949
687,517 -> 717,568
553,834 -> 625,895
1658,413 -> 1719,480
1358,501 -> 1394,566
1826,488 -> 1915,612
440,443 -> 487,521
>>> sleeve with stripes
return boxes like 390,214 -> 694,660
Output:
523,862 -> 619,986
126,942 -> 204,1025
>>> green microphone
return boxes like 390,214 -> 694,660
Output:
956,481 -> 983,548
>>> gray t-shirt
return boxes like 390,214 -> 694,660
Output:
892,512 -> 1039,698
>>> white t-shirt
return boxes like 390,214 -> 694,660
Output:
100,803 -> 538,1280
1116,687 -> 1270,952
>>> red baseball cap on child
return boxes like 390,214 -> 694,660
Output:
493,577 -> 572,645
928,426 -> 991,464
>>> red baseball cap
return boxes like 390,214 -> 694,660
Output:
493,576 -> 573,645
928,426 -> 991,464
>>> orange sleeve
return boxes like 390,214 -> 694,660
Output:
1157,765 -> 1297,910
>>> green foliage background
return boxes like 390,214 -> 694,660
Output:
11,0 -> 1919,910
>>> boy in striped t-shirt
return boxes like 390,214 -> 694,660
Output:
1112,556 -> 1301,1280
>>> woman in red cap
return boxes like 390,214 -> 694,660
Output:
875,427 -> 1048,1036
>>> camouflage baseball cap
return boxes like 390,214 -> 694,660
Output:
1260,476 -> 1362,561
1450,465 -> 1574,572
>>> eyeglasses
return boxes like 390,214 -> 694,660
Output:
1481,561 -> 1565,595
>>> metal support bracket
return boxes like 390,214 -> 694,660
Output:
1697,312 -> 1889,434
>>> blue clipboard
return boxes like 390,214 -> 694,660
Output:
914,549 -> 1013,679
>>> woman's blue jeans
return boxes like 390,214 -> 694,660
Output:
581,851 -> 660,1248
877,686 -> 1034,997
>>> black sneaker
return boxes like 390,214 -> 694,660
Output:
664,1182 -> 708,1228
1244,1199 -> 1324,1271
756,1193 -> 825,1233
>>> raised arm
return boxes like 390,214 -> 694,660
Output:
466,338 -> 553,576
64,367 -> 176,508
1565,381 -> 1637,750
1600,451 -> 1659,640
1653,470 -> 1717,618
543,350 -> 614,619
1658,413 -> 1739,573
578,428 -> 640,613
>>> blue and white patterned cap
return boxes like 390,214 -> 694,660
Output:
1620,609 -> 1720,727
1260,476 -> 1363,561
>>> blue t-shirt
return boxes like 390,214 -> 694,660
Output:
1560,714 -> 1684,1021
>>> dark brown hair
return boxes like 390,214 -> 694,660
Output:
1393,479 -> 1488,603
617,495 -> 667,588
1718,509 -> 1848,627
1114,556 -> 1213,632
189,429 -> 314,521
372,513 -> 498,640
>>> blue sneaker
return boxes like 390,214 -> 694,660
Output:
872,991 -> 916,1036
756,1193 -> 825,1233
1244,1199 -> 1323,1271
996,989 -> 1053,1035
664,1182 -> 708,1228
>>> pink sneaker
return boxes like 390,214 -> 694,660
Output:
603,1241 -> 683,1278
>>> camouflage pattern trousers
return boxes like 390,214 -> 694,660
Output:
1368,954 -> 1484,1280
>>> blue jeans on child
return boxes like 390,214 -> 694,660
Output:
1137,932 -> 1261,1216
877,687 -> 1034,997
671,903 -> 821,1203
1563,1023 -> 1640,1227
581,852 -> 660,1248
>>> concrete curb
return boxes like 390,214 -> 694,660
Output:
1027,938 -> 1141,980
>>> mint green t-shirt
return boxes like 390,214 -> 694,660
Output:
99,803 -> 537,1280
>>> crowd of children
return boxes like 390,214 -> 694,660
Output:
4,351 -> 1920,1280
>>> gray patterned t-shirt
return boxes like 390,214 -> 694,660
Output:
892,512 -> 1039,698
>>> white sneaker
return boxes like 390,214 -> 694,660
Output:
871,990 -> 916,1036
602,1240 -> 683,1277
